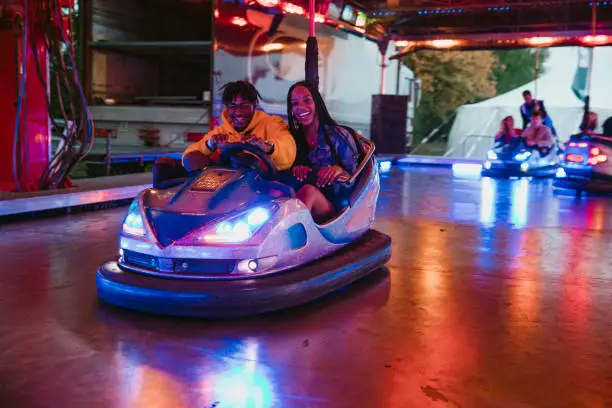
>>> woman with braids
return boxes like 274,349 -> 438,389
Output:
154,81 -> 296,186
287,81 -> 361,223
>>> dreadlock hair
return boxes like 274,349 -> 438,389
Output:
219,80 -> 262,105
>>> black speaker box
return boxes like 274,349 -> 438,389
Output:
370,95 -> 409,154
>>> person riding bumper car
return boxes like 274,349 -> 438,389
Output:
96,137 -> 391,317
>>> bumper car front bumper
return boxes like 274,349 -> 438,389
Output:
97,229 -> 392,317
482,160 -> 557,178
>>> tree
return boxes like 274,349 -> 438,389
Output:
405,50 -> 498,142
492,49 -> 550,95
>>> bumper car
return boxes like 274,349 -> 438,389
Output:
553,136 -> 612,194
482,141 -> 560,178
96,138 -> 392,317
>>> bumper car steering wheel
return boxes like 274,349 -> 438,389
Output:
219,143 -> 277,179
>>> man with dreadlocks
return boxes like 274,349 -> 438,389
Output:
182,80 -> 296,171
153,81 -> 296,187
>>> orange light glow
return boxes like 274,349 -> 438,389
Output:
230,16 -> 248,27
314,13 -> 326,23
283,3 -> 305,15
427,39 -> 461,48
394,40 -> 411,47
582,34 -> 609,45
524,36 -> 558,46
262,43 -> 284,52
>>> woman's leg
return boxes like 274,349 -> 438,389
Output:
296,185 -> 336,223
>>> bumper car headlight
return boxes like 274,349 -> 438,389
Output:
487,150 -> 498,160
514,151 -> 532,161
122,200 -> 146,237
198,205 -> 278,244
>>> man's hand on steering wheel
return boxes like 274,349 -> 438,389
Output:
218,143 -> 278,179
241,133 -> 274,154
207,134 -> 229,151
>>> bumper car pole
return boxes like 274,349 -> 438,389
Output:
581,3 -> 596,130
305,0 -> 319,88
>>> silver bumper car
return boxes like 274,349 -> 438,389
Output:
96,140 -> 391,317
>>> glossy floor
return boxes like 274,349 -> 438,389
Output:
1,167 -> 612,408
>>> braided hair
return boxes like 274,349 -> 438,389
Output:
287,81 -> 337,131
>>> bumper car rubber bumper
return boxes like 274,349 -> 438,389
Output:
97,229 -> 392,317
482,163 -> 558,178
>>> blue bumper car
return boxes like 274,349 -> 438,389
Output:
553,136 -> 612,194
96,139 -> 391,317
482,141 -> 560,178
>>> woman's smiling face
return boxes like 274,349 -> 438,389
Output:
290,86 -> 317,127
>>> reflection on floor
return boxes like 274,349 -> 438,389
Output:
1,166 -> 612,407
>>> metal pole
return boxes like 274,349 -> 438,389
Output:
209,0 -> 217,130
396,59 -> 400,95
106,131 -> 111,176
534,48 -> 540,98
582,2 -> 596,130
81,0 -> 93,103
586,3 -> 596,97
380,58 -> 386,95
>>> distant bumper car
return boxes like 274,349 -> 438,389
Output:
96,139 -> 392,317
553,136 -> 612,194
482,142 -> 560,178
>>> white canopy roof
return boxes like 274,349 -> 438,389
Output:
446,46 -> 612,158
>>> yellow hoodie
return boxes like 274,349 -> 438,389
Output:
182,109 -> 296,171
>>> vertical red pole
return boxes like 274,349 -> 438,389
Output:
309,0 -> 315,37
0,0 -> 50,192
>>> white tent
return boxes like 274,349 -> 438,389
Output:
446,46 -> 612,158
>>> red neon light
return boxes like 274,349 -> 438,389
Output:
586,146 -> 608,165
255,0 -> 280,7
214,9 -> 220,18
280,3 -> 326,22
283,3 -> 305,15
587,155 -> 608,165
231,16 -> 248,26
566,154 -> 584,163
583,35 -> 609,45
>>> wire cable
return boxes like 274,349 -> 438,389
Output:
12,4 -> 29,192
